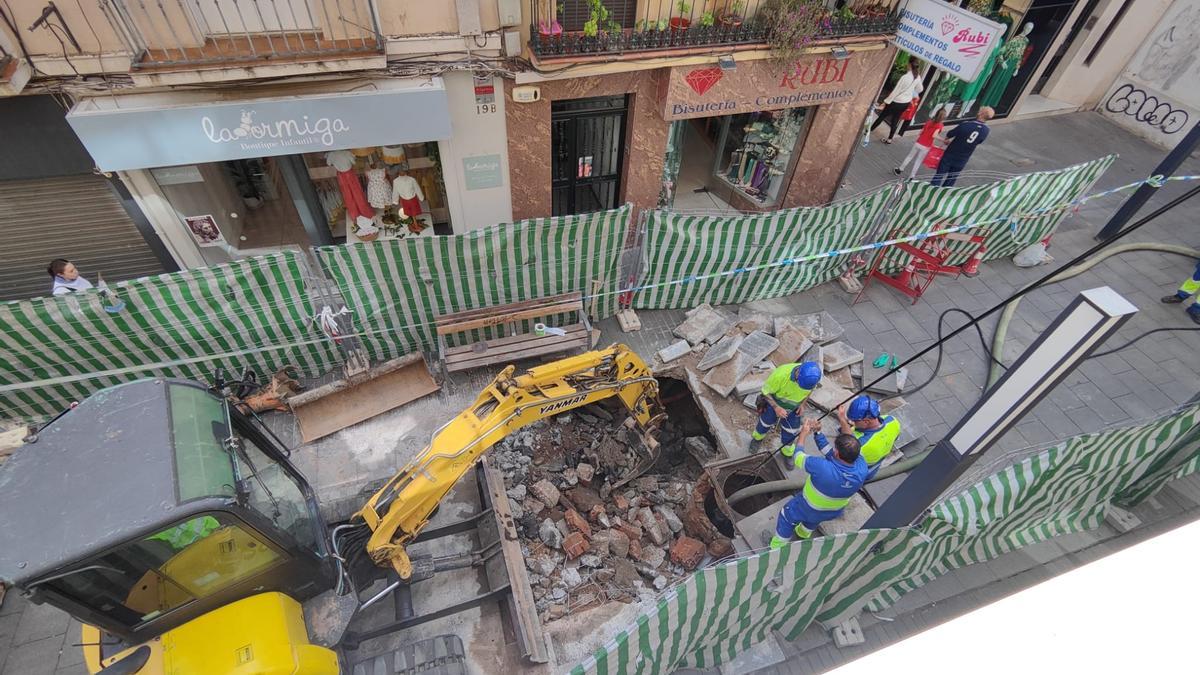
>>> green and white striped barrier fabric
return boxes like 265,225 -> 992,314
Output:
0,252 -> 339,422
633,188 -> 893,309
876,155 -> 1116,272
571,404 -> 1200,674
315,205 -> 632,363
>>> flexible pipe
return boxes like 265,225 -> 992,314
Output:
987,243 -> 1200,387
725,447 -> 936,506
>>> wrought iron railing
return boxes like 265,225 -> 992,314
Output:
100,0 -> 382,69
529,0 -> 899,59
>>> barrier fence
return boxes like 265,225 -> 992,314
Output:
569,403 -> 1200,674
0,157 -> 1129,422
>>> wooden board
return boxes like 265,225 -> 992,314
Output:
479,459 -> 549,663
435,292 -> 582,325
435,301 -> 583,335
289,354 -> 440,443
446,332 -> 589,372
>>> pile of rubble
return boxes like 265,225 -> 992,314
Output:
659,304 -> 928,453
491,404 -> 730,624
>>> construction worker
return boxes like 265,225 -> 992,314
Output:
1161,260 -> 1200,325
770,419 -> 868,549
836,394 -> 902,480
752,361 -> 822,458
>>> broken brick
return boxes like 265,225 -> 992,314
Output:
707,537 -> 734,558
608,528 -> 631,558
529,479 -> 560,509
627,537 -> 643,561
576,462 -> 595,486
563,531 -> 588,559
588,504 -> 607,523
614,494 -> 630,510
670,536 -> 706,570
615,520 -> 643,542
564,509 -> 592,538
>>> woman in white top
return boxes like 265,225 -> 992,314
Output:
47,259 -> 94,296
870,60 -> 924,144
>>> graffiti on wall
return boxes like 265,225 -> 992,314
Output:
1100,0 -> 1200,147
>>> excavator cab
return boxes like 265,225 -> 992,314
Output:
0,379 -> 337,672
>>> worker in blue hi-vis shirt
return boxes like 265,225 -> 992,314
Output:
837,394 -> 902,480
751,361 -> 822,458
770,419 -> 869,549
1161,259 -> 1200,325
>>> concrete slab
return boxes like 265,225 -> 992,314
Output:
822,341 -> 864,371
674,303 -> 734,346
809,383 -> 853,412
776,311 -> 845,344
697,334 -> 744,371
827,367 -> 854,389
703,331 -> 779,397
736,307 -> 776,335
769,326 -> 814,365
657,339 -> 692,364
735,372 -> 770,398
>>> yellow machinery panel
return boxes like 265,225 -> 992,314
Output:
86,593 -> 338,674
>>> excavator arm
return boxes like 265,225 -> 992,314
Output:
352,344 -> 662,580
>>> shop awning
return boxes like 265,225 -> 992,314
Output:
67,77 -> 452,172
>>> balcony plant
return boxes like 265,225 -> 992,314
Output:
720,0 -> 746,27
671,0 -> 693,31
699,11 -> 716,27
764,0 -> 832,63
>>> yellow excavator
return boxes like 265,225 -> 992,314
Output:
0,345 -> 661,674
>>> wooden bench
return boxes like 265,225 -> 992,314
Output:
435,292 -> 592,374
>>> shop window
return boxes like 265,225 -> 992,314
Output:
713,108 -> 810,207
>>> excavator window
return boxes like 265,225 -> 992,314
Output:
37,513 -> 282,632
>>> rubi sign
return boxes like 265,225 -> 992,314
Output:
894,0 -> 1005,83
662,57 -> 857,121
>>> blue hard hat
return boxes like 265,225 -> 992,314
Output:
847,395 -> 881,421
792,362 -> 822,389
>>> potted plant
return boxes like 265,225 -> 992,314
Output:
764,0 -> 828,63
582,0 -> 619,37
670,0 -> 692,31
699,11 -> 716,27
539,1 -> 563,36
720,0 -> 745,27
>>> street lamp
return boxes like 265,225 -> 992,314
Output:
863,287 -> 1139,530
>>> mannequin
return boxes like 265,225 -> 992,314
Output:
929,72 -> 965,117
979,22 -> 1033,109
326,149 -> 373,229
365,163 -> 390,209
959,22 -> 1008,114
391,173 -> 426,218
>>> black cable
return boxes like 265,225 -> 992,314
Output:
1087,326 -> 1200,359
877,307 -> 1007,402
746,182 -> 1200,471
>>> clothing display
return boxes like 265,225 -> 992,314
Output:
979,29 -> 1030,109
351,147 -> 376,158
717,108 -> 806,204
959,26 -> 1008,109
336,167 -> 373,224
381,146 -> 406,164
325,150 -> 356,173
365,168 -> 390,209
391,175 -> 425,217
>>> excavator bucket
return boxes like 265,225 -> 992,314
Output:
288,353 -> 440,442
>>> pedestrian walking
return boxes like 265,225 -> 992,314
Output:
894,108 -> 947,179
836,395 -> 901,480
769,419 -> 868,549
870,60 -> 924,144
1161,259 -> 1200,324
931,107 -> 994,187
751,361 -> 822,459
47,259 -> 94,296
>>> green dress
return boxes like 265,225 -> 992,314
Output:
979,34 -> 1028,109
960,37 -> 1004,104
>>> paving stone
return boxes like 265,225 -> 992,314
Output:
768,326 -> 813,365
697,334 -> 744,371
735,372 -> 769,397
827,367 -> 854,389
674,303 -> 734,346
742,393 -> 759,410
702,331 -> 779,397
822,341 -> 864,371
657,339 -> 692,364
776,311 -> 844,344
808,382 -> 853,412
736,307 -> 775,335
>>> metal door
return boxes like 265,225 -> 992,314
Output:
551,95 -> 628,217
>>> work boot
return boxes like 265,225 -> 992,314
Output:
768,533 -> 789,550
1162,293 -> 1186,304
1189,307 -> 1200,325
779,444 -> 796,458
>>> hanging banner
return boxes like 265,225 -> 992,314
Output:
894,0 -> 1006,83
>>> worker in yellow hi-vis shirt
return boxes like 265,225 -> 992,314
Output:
752,361 -> 822,458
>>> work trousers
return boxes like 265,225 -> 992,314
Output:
775,492 -> 842,542
1175,259 -> 1200,315
931,156 -> 968,187
754,405 -> 802,452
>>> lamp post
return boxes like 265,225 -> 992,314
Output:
863,287 -> 1139,530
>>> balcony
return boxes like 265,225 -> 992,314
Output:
102,0 -> 382,70
529,0 -> 899,61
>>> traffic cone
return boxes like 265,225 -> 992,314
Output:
962,245 -> 987,277
895,260 -> 915,287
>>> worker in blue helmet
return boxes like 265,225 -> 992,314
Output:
770,419 -> 869,549
1161,259 -> 1200,325
828,394 -> 903,480
751,361 -> 822,458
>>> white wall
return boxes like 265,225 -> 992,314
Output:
1097,0 -> 1200,148
437,70 -> 514,232
1040,0 -> 1173,110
